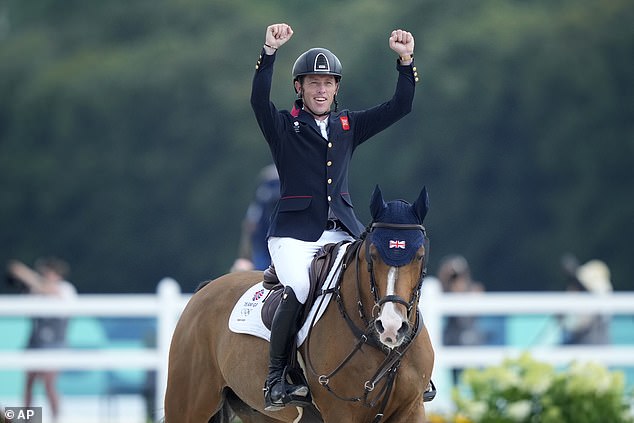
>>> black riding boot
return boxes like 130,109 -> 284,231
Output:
264,286 -> 311,411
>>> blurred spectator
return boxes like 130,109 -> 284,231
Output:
141,330 -> 157,422
438,255 -> 486,344
437,254 -> 487,384
231,164 -> 280,272
6,257 -> 77,423
560,254 -> 612,345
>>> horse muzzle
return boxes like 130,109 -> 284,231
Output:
373,295 -> 412,348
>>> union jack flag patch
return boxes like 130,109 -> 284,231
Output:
389,240 -> 406,249
340,116 -> 350,131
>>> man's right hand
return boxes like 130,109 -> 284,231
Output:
264,23 -> 293,51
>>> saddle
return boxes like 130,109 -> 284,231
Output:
260,240 -> 349,330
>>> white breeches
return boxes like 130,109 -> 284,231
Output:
268,229 -> 355,304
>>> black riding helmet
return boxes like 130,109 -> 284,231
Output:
292,47 -> 342,92
292,48 -> 343,114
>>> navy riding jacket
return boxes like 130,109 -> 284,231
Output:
251,49 -> 418,242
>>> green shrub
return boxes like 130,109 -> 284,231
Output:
452,353 -> 634,423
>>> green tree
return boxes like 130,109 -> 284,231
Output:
1,0 -> 632,293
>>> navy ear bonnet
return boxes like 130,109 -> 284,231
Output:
368,185 -> 429,267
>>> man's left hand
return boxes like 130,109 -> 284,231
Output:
389,29 -> 415,58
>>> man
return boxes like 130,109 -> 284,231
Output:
231,164 -> 280,272
7,257 -> 77,422
437,255 -> 487,385
251,23 -> 418,411
560,256 -> 612,345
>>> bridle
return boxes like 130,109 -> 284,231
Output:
304,221 -> 429,423
364,222 -> 429,321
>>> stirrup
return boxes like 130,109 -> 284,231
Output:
264,367 -> 312,411
423,379 -> 437,402
264,380 -> 311,411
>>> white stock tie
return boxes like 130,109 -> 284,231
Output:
316,119 -> 328,140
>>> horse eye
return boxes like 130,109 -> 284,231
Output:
369,244 -> 379,260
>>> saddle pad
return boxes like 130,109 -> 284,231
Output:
228,242 -> 350,346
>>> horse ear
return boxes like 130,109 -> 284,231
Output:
413,186 -> 429,222
370,185 -> 386,220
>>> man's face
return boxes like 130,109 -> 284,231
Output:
295,75 -> 339,118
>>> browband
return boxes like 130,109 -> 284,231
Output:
370,223 -> 425,231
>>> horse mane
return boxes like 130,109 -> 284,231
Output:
195,279 -> 212,292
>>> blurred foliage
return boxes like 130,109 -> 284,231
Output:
451,353 -> 634,423
0,0 -> 632,293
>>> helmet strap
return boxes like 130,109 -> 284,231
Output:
293,90 -> 304,112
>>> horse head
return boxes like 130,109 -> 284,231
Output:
365,185 -> 429,349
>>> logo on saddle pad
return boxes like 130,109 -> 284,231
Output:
228,244 -> 350,345
252,289 -> 265,301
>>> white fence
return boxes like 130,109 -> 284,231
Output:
420,280 -> 634,411
0,278 -> 188,415
421,279 -> 634,366
1,277 -> 634,416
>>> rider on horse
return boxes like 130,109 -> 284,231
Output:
251,23 -> 419,411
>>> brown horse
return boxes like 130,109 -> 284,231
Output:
164,186 -> 435,423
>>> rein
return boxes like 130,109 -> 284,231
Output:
304,221 -> 428,422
